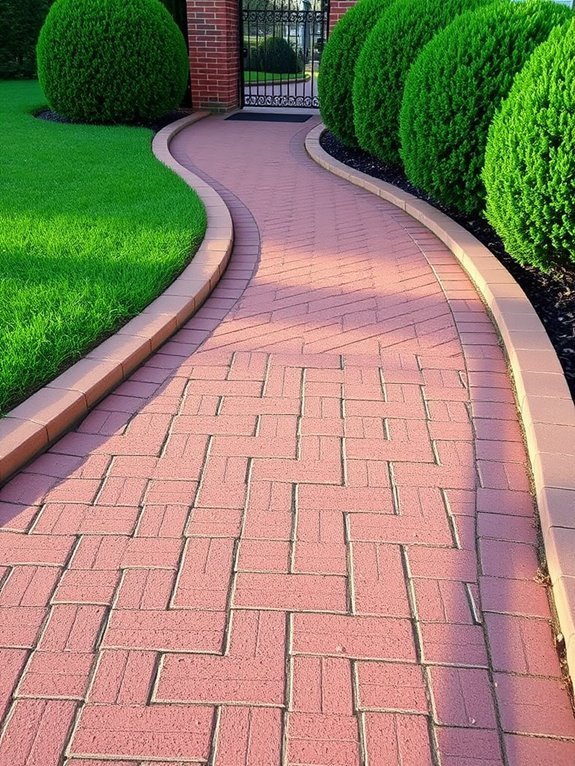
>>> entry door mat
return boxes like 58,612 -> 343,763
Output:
226,113 -> 313,123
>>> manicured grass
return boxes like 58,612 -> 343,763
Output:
0,80 -> 206,416
243,70 -> 311,83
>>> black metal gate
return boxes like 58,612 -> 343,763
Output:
240,0 -> 330,108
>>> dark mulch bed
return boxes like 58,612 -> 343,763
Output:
321,130 -> 575,400
35,108 -> 193,133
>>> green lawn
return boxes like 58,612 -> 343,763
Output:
243,70 -> 311,83
0,80 -> 206,416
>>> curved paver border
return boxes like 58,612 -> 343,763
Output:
306,122 -> 575,688
0,112 -> 233,486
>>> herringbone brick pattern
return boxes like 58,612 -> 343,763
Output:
0,116 -> 573,765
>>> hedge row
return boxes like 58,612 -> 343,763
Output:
353,0 -> 491,167
318,0 -> 574,271
400,0 -> 570,217
484,20 -> 575,271
318,0 -> 393,147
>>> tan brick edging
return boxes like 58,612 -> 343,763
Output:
305,123 -> 575,686
0,112 -> 233,485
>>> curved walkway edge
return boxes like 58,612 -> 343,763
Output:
0,112 -> 234,486
305,123 -> 575,687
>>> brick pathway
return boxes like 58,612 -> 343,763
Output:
0,115 -> 574,765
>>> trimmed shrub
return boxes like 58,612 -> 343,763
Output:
353,0 -> 489,166
318,0 -> 394,147
37,0 -> 189,124
0,0 -> 53,79
399,0 -> 571,216
483,20 -> 575,271
257,36 -> 302,74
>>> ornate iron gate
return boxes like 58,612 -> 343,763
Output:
240,0 -> 330,108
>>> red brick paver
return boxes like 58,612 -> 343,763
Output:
0,115 -> 573,765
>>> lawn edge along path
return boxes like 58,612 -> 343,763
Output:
306,122 -> 575,691
0,112 -> 234,486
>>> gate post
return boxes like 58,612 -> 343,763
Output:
329,0 -> 356,29
186,0 -> 241,111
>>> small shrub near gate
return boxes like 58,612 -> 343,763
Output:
37,0 -> 189,124
352,0 -> 489,167
399,0 -> 571,216
318,0 -> 394,148
483,20 -> 575,272
257,36 -> 302,74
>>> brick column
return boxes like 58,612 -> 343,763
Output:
186,0 -> 241,111
329,0 -> 356,29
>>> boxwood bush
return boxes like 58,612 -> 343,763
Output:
484,20 -> 575,271
318,0 -> 394,147
37,0 -> 189,124
399,0 -> 571,216
353,0 -> 489,166
257,36 -> 302,74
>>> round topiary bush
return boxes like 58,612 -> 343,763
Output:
399,0 -> 571,216
257,36 -> 302,74
318,0 -> 394,147
37,0 -> 189,124
483,20 -> 575,272
353,0 -> 489,166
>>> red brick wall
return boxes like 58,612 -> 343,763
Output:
329,0 -> 357,29
186,0 -> 241,111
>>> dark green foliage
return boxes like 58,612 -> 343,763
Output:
318,0 -> 394,147
159,0 -> 191,106
483,21 -> 575,271
244,43 -> 261,71
0,0 -> 53,78
399,0 -> 571,216
257,36 -> 302,74
159,0 -> 188,43
353,0 -> 489,166
37,0 -> 189,124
